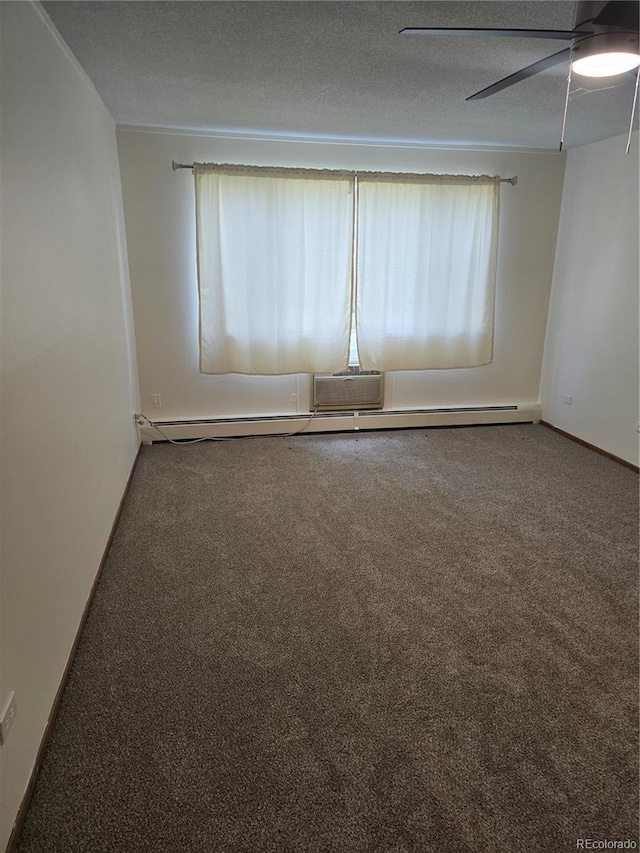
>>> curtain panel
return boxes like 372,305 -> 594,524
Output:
194,164 -> 354,375
355,175 -> 500,371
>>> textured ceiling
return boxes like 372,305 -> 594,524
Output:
42,1 -> 639,149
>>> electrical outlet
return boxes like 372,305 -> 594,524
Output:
0,692 -> 16,745
150,394 -> 162,408
562,394 -> 573,405
636,422 -> 640,434
291,393 -> 298,402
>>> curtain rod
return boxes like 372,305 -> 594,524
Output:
171,161 -> 518,185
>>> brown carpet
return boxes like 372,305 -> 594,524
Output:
17,424 -> 639,852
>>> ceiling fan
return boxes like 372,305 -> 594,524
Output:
401,0 -> 640,149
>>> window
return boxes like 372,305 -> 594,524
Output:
194,164 -> 499,375
348,311 -> 359,367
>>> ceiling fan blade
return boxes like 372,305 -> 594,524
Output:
466,47 -> 572,100
592,0 -> 639,30
400,27 -> 588,39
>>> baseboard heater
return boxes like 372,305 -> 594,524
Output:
140,403 -> 541,443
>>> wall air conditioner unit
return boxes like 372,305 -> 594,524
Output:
312,368 -> 384,411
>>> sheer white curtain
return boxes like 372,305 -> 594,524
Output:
195,164 -> 354,375
355,175 -> 499,371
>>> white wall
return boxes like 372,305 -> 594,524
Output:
541,133 -> 639,466
0,3 -> 140,847
117,128 -> 566,422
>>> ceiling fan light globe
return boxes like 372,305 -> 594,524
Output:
572,51 -> 640,77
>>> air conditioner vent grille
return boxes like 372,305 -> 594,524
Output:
313,372 -> 384,410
